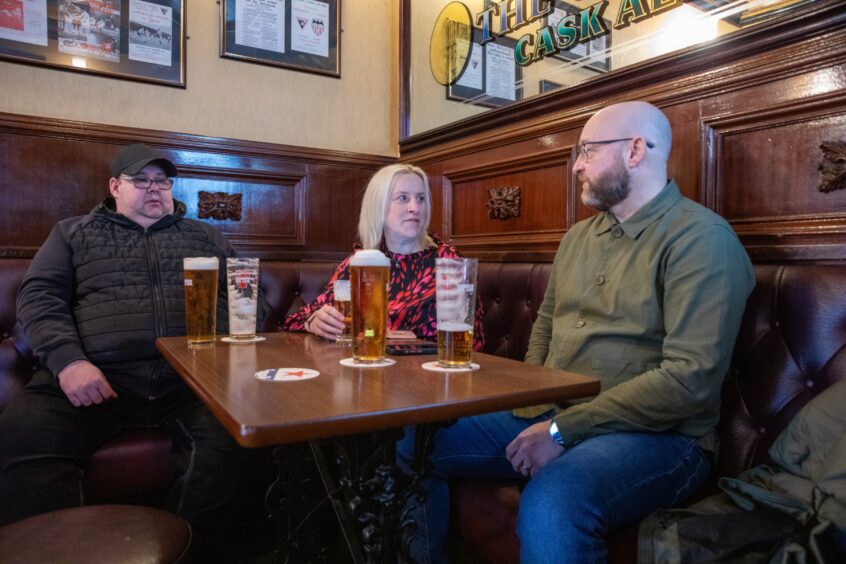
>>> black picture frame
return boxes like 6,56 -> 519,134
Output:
539,79 -> 562,93
446,30 -> 522,108
220,0 -> 340,78
542,1 -> 611,72
0,0 -> 185,87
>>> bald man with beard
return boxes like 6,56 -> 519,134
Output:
399,101 -> 756,563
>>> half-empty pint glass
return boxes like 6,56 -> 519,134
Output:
226,257 -> 259,340
436,258 -> 478,368
184,257 -> 219,348
350,250 -> 390,363
333,279 -> 352,343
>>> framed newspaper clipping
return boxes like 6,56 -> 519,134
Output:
220,0 -> 340,78
0,0 -> 185,87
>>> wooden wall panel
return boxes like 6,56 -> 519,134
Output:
400,1 -> 846,263
0,113 -> 392,260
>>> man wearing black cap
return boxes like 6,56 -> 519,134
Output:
0,144 -> 245,548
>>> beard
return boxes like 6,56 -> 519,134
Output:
580,156 -> 630,212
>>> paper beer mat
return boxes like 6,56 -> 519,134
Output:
255,368 -> 320,381
221,336 -> 266,343
339,358 -> 397,368
421,361 -> 480,373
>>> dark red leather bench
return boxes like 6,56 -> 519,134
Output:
3,258 -> 845,561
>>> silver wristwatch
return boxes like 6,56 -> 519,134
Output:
549,420 -> 564,446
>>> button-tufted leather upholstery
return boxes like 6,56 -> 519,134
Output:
4,258 -> 845,561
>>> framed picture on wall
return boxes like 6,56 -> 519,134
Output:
543,1 -> 611,72
220,0 -> 340,78
447,31 -> 522,108
0,0 -> 185,87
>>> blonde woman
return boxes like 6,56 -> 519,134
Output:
284,164 -> 484,349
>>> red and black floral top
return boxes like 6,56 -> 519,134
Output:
283,237 -> 485,350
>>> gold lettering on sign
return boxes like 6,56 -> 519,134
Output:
819,141 -> 846,193
198,191 -> 242,221
487,186 -> 521,220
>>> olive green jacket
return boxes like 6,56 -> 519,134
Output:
519,181 -> 755,452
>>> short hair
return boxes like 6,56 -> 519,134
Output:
358,164 -> 435,250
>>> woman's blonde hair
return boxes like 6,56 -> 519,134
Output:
358,164 -> 435,250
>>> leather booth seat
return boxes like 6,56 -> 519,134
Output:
3,257 -> 845,561
0,505 -> 191,563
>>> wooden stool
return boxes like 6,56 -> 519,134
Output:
0,505 -> 191,563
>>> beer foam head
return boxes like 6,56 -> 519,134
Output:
184,257 -> 219,270
350,249 -> 390,267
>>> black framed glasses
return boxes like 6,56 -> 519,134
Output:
577,138 -> 655,162
120,175 -> 173,190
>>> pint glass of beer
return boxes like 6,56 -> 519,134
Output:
333,279 -> 352,343
436,258 -> 478,368
350,250 -> 390,363
226,257 -> 259,340
183,257 -> 219,348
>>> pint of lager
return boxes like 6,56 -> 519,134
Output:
184,257 -> 219,348
436,258 -> 478,367
333,279 -> 352,343
350,250 -> 390,363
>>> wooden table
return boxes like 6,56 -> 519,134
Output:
157,332 -> 599,562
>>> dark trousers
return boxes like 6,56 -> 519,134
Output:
0,369 -> 240,533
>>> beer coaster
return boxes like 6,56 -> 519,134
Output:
339,357 -> 397,368
255,368 -> 319,382
221,336 -> 266,344
421,361 -> 480,373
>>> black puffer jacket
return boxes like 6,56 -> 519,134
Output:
17,198 -> 232,400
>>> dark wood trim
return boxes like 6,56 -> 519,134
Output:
0,112 -> 395,169
399,0 -> 846,157
398,0 -> 411,142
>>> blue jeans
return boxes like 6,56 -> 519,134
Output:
397,410 -> 711,564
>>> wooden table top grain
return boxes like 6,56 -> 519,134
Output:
157,332 -> 599,447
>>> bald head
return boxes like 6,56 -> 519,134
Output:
586,101 -> 672,162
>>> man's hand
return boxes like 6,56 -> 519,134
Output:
505,421 -> 565,477
57,360 -> 118,407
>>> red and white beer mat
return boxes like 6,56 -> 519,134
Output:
339,358 -> 397,368
421,361 -> 480,373
255,368 -> 320,382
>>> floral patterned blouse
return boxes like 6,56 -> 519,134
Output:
283,238 -> 485,350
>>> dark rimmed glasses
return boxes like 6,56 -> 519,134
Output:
577,138 -> 655,162
120,175 -> 173,190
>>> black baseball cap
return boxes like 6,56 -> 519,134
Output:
110,144 -> 178,178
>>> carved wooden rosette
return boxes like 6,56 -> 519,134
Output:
487,186 -> 521,220
818,140 -> 846,193
198,191 -> 242,220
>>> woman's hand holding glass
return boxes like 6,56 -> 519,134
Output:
305,304 -> 346,340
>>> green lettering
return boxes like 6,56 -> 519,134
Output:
532,26 -> 559,62
555,14 -> 578,51
581,2 -> 609,41
515,34 -> 534,66
615,0 -> 651,29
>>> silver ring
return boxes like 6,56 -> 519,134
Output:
520,464 -> 530,473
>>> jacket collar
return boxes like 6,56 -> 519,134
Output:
93,197 -> 188,231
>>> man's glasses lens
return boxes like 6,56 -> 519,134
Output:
122,175 -> 173,190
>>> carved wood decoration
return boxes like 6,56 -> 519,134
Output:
198,191 -> 242,221
487,187 -> 521,220
819,141 -> 846,193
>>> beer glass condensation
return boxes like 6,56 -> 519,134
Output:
226,257 -> 259,340
333,279 -> 352,343
350,250 -> 390,363
436,258 -> 478,367
184,257 -> 220,348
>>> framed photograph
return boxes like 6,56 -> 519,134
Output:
220,0 -> 340,78
0,0 -> 185,87
447,30 -> 522,109
543,1 -> 611,72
